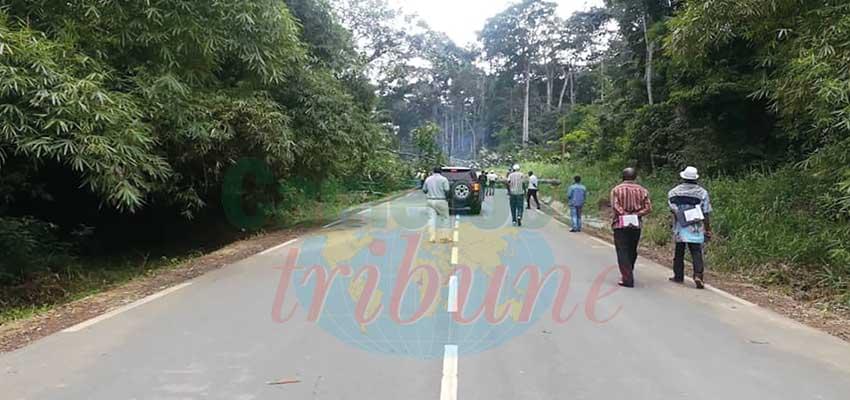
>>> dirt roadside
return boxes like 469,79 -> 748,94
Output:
0,228 -> 305,353
0,190 -> 414,354
538,199 -> 850,342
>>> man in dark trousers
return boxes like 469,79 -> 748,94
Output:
610,168 -> 653,288
526,171 -> 540,210
567,175 -> 587,232
668,166 -> 713,289
507,164 -> 527,226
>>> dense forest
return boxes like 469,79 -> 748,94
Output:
1,0 -> 849,314
367,0 -> 850,307
377,0 -> 849,193
0,0 -> 411,300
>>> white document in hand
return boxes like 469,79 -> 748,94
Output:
684,207 -> 705,223
621,214 -> 640,227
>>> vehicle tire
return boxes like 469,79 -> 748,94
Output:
452,182 -> 471,201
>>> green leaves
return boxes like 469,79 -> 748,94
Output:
0,15 -> 170,212
667,0 -> 850,213
0,0 -> 397,219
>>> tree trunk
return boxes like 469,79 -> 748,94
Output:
569,68 -> 576,108
600,58 -> 606,102
522,60 -> 530,146
443,110 -> 449,155
642,14 -> 655,106
450,116 -> 455,160
468,117 -> 476,159
557,66 -> 568,111
545,65 -> 553,112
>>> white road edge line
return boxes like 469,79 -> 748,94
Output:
258,238 -> 299,256
588,235 -> 614,248
549,213 -> 756,307
702,282 -> 757,307
580,230 -> 755,307
323,220 -> 343,229
453,231 -> 459,243
440,345 -> 459,400
358,208 -> 370,215
451,247 -> 459,265
62,282 -> 193,333
447,275 -> 458,313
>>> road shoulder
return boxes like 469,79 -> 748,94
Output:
0,190 -> 414,353
537,196 -> 850,343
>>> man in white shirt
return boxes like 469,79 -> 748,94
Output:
507,165 -> 527,226
526,171 -> 540,210
422,167 -> 452,243
486,171 -> 498,196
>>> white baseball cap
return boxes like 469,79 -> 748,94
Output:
512,164 -> 520,171
680,166 -> 699,180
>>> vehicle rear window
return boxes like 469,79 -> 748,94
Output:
442,171 -> 476,181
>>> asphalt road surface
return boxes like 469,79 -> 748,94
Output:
3,189 -> 850,400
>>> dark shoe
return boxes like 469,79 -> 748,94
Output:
569,229 -> 578,233
669,277 -> 684,284
618,281 -> 634,288
694,276 -> 705,289
517,219 -> 522,227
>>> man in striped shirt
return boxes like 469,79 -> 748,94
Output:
507,164 -> 527,226
610,168 -> 653,288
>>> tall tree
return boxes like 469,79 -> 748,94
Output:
481,0 -> 558,146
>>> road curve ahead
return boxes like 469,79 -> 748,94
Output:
3,189 -> 850,400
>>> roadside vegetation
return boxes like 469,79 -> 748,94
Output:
2,0 -> 850,322
381,0 -> 849,312
0,0 -> 413,322
526,160 -> 850,310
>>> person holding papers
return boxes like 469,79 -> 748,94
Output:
667,166 -> 713,289
526,171 -> 540,210
610,168 -> 653,288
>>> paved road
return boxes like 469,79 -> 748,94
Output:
3,189 -> 850,399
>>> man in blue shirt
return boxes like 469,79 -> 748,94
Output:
567,175 -> 587,232
667,166 -> 713,289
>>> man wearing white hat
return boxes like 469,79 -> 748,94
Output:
667,166 -> 713,289
507,164 -> 527,226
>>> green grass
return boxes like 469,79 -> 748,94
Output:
526,160 -> 850,309
0,187 -> 410,326
0,254 -> 192,325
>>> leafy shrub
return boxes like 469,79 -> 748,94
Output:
0,217 -> 71,285
527,161 -> 850,305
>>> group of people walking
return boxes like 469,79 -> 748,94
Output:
608,166 -> 712,289
556,166 -> 711,289
505,164 -> 543,226
480,165 -> 541,226
422,163 -> 713,290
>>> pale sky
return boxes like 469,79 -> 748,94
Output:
390,0 -> 605,46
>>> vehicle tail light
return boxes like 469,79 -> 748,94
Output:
473,183 -> 481,192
